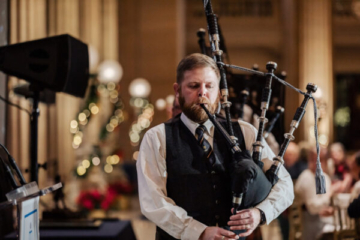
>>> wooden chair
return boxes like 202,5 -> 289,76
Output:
289,192 -> 303,240
332,194 -> 359,240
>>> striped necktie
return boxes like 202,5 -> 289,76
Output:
195,125 -> 215,168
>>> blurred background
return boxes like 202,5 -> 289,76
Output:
0,0 -> 360,239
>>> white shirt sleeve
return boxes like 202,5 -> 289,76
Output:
239,120 -> 294,224
136,124 -> 207,240
295,170 -> 332,215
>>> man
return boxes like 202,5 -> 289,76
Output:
284,142 -> 307,180
136,53 -> 294,240
277,142 -> 306,240
295,147 -> 333,240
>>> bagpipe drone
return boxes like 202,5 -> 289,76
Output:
198,0 -> 326,215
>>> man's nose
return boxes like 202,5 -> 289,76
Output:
198,84 -> 207,97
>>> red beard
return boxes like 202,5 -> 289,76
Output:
179,93 -> 219,123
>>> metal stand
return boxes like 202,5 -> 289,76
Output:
0,182 -> 62,240
30,88 -> 40,183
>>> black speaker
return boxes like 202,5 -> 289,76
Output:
0,34 -> 89,98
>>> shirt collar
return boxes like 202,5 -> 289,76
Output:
180,113 -> 214,137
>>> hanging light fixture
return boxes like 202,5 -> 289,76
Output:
128,78 -> 151,98
97,60 -> 123,83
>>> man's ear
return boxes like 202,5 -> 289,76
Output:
173,82 -> 180,97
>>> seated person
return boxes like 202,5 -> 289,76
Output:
347,152 -> 360,218
295,146 -> 333,240
277,142 -> 307,240
328,142 -> 352,193
284,142 -> 307,180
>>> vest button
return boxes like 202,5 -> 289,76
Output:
215,215 -> 220,220
211,171 -> 216,174
213,185 -> 216,189
216,200 -> 219,204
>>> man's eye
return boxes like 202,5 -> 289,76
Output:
207,85 -> 214,89
189,84 -> 198,88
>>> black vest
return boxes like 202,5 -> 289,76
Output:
156,115 -> 245,240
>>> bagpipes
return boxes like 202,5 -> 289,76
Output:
199,0 -> 326,214
264,106 -> 284,139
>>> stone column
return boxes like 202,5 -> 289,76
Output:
53,0 -> 82,180
280,0 -> 299,140
298,0 -> 333,144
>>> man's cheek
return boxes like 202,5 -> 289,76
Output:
210,96 -> 218,104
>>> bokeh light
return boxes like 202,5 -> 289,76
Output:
133,151 -> 139,160
104,164 -> 113,173
78,113 -> 86,122
82,159 -> 91,168
155,99 -> 166,110
166,95 -> 175,104
97,60 -> 123,83
92,157 -> 100,166
77,166 -> 86,176
70,120 -> 78,129
129,78 -> 151,98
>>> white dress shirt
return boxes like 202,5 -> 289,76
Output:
136,113 -> 294,240
351,181 -> 360,201
295,169 -> 332,215
295,169 -> 333,240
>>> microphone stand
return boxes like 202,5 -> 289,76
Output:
29,84 -> 41,183
0,143 -> 63,240
0,155 -> 19,189
0,144 -> 26,187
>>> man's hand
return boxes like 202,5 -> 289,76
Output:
199,227 -> 239,240
227,208 -> 261,237
319,206 -> 334,217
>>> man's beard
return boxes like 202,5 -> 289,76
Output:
179,92 -> 220,123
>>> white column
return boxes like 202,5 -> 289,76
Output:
299,0 -> 333,144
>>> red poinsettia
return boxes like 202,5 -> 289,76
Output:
108,181 -> 133,195
101,188 -> 117,210
77,189 -> 105,211
77,182 -> 133,212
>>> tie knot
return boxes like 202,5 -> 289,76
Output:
196,125 -> 206,135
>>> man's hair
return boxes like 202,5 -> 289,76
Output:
176,53 -> 220,84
